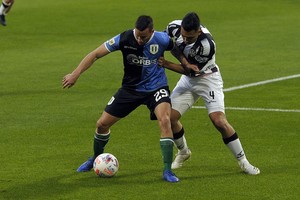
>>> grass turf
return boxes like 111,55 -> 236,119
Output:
1,0 -> 299,199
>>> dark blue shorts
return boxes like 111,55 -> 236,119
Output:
104,86 -> 171,120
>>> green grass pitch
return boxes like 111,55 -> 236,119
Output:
1,0 -> 299,199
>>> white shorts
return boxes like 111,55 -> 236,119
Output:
171,70 -> 225,115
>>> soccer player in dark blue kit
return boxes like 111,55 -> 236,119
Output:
62,15 -> 179,182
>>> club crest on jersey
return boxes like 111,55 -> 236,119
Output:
108,38 -> 115,45
189,49 -> 196,57
150,44 -> 159,54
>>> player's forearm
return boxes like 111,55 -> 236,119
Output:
71,52 -> 98,77
171,46 -> 184,63
171,46 -> 200,74
163,60 -> 187,75
72,44 -> 109,77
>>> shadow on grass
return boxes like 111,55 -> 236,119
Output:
1,169 -> 176,199
0,164 -> 247,199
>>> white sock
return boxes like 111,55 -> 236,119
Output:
0,4 -> 4,15
174,135 -> 188,152
226,138 -> 246,161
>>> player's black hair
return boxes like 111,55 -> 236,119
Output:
182,12 -> 200,32
135,15 -> 153,31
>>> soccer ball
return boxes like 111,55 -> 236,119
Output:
93,153 -> 119,177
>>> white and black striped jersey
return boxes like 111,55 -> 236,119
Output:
165,20 -> 218,76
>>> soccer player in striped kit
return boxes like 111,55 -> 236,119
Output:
0,0 -> 14,26
159,12 -> 260,175
62,15 -> 180,182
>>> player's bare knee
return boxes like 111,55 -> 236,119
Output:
212,117 -> 227,129
96,120 -> 109,133
159,115 -> 171,127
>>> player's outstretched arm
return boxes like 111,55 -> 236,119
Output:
62,44 -> 110,88
158,56 -> 201,77
158,57 -> 187,75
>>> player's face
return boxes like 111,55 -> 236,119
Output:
135,28 -> 154,45
181,28 -> 201,44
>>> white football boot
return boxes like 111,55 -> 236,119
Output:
171,149 -> 191,169
238,159 -> 260,175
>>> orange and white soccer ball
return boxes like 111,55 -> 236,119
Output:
93,153 -> 119,177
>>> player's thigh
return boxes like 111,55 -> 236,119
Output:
146,86 -> 171,120
104,88 -> 141,118
171,88 -> 198,116
154,102 -> 171,120
196,72 -> 225,114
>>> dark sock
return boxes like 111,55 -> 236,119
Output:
160,138 -> 174,171
93,132 -> 110,158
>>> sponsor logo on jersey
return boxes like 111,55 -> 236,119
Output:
195,55 -> 209,63
150,44 -> 159,54
189,49 -> 197,57
124,45 -> 137,50
189,46 -> 200,57
127,54 -> 157,66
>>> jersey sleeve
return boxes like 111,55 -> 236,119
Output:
104,34 -> 121,52
154,31 -> 174,51
166,20 -> 182,39
165,33 -> 174,51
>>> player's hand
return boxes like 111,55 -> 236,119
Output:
62,73 -> 78,88
181,63 -> 200,77
158,57 -> 168,67
185,63 -> 200,74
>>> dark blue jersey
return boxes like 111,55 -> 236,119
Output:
105,29 -> 174,92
